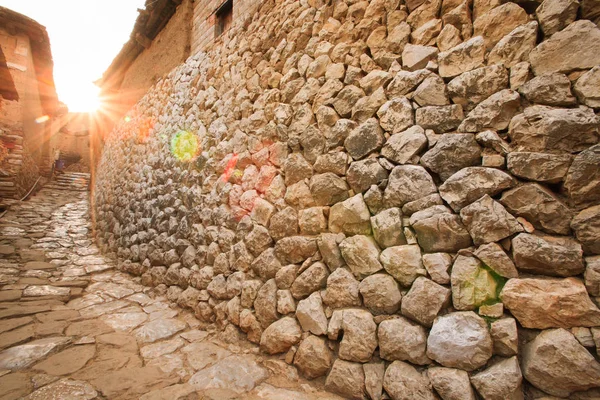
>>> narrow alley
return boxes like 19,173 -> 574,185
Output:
0,176 -> 339,400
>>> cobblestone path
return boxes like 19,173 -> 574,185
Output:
0,179 -> 340,399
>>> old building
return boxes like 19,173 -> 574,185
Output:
0,6 -> 64,199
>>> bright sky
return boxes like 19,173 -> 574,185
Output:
0,0 -> 146,112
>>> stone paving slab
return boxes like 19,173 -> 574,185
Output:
0,183 -> 342,399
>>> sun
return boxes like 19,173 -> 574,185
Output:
61,82 -> 102,113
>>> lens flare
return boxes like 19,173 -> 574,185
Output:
221,153 -> 238,183
170,130 -> 200,162
35,115 -> 50,124
124,115 -> 132,123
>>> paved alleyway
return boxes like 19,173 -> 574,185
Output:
0,175 -> 340,400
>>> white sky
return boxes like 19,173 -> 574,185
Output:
0,0 -> 146,112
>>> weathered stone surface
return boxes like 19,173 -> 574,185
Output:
344,118 -> 385,160
254,279 -> 278,328
522,328 -> 600,397
383,361 -> 436,400
421,134 -> 481,181
380,244 -> 426,287
511,233 -> 584,277
32,345 -> 95,376
474,242 -> 519,278
364,363 -> 384,400
460,195 -> 523,245
490,318 -> 519,356
415,105 -> 464,133
290,262 -> 328,299
317,233 -> 345,272
451,255 -> 500,310
414,74 -> 449,106
447,65 -> 509,110
309,173 -> 349,206
575,66 -> 600,108
330,309 -> 377,363
295,292 -> 328,335
377,97 -> 414,133
381,126 -> 428,164
402,44 -> 438,71
325,359 -> 366,400
507,151 -> 573,183
458,89 -> 521,132
509,106 -> 599,154
471,356 -> 523,400
134,318 -> 186,343
322,268 -> 361,308
275,236 -> 318,264
359,273 -> 402,315
346,159 -> 388,194
189,355 -> 268,394
537,0 -> 580,36
488,21 -> 538,68
387,69 -> 432,97
438,36 -> 485,78
572,206 -> 600,255
378,317 -> 430,365
422,253 -> 452,284
401,277 -> 450,327
428,367 -> 476,400
24,379 -> 97,400
585,256 -> 600,296
294,335 -> 333,379
564,144 -> 600,207
340,235 -> 383,280
371,208 -> 406,249
329,194 -> 371,236
259,317 -> 302,354
439,167 -> 514,211
530,20 -> 600,74
427,311 -> 493,371
501,184 -> 573,235
413,211 -> 473,253
0,337 -> 71,370
473,3 -> 529,49
519,73 -> 577,106
384,165 -> 437,207
501,277 -> 600,328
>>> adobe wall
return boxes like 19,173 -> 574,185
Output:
113,0 -> 194,119
94,0 -> 600,398
0,29 -> 44,198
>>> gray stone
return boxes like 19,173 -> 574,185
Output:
371,208 -> 406,249
309,173 -> 349,206
295,292 -> 328,335
344,118 -> 385,160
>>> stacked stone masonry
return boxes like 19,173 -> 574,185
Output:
94,0 -> 600,398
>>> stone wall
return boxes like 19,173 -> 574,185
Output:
94,0 -> 600,398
